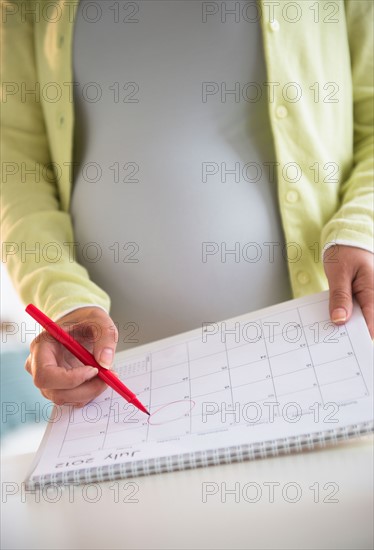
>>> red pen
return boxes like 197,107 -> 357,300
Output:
25,304 -> 150,416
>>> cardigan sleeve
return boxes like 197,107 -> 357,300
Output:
320,0 -> 374,260
0,3 -> 111,320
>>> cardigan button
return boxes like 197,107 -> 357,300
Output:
269,20 -> 280,32
297,271 -> 310,285
286,190 -> 299,203
276,105 -> 288,119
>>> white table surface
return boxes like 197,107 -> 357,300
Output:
1,435 -> 373,550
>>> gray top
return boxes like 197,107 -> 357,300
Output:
71,0 -> 292,351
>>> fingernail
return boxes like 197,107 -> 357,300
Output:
85,367 -> 99,380
99,347 -> 114,368
332,308 -> 347,323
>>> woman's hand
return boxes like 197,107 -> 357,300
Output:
25,307 -> 118,407
323,245 -> 374,338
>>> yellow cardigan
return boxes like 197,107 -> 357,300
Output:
1,0 -> 373,320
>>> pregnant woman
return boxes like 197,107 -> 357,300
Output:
2,1 -> 373,407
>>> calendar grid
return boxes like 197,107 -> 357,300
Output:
223,337 -> 235,411
186,341 -> 192,435
259,316 -> 280,417
146,354 -> 153,443
54,297 -> 371,458
345,322 -> 370,397
296,306 -> 325,407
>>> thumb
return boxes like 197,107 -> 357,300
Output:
92,322 -> 118,369
327,269 -> 353,326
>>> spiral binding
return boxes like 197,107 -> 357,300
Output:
25,421 -> 373,490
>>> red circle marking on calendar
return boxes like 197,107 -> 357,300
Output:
148,400 -> 196,426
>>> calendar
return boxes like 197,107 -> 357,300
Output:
26,290 -> 373,487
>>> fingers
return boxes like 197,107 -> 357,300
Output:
58,311 -> 118,369
92,320 -> 118,369
358,294 -> 374,339
324,247 -> 354,325
352,260 -> 374,340
26,343 -> 109,406
329,285 -> 353,325
324,245 -> 374,337
25,307 -> 119,407
26,341 -> 99,389
40,376 -> 108,408
34,363 -> 99,390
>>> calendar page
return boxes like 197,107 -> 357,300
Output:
28,290 -> 373,480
